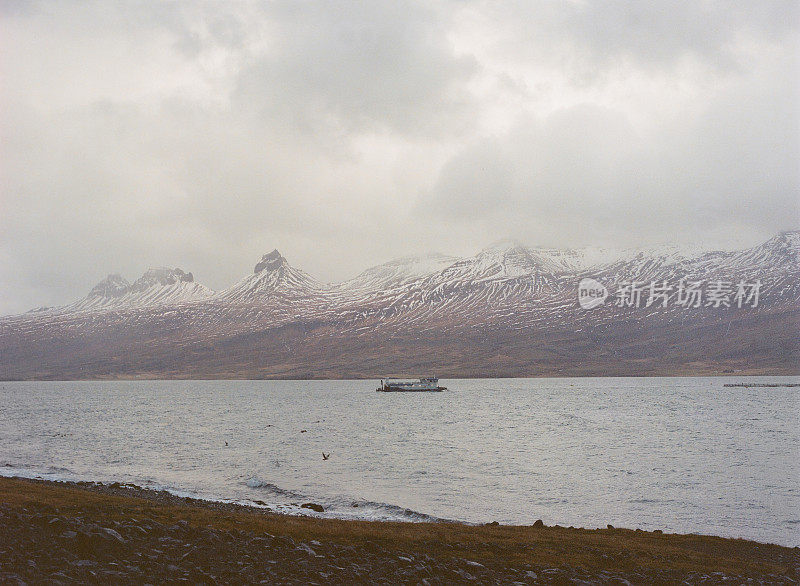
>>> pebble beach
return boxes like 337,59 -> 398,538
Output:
1,476 -> 797,584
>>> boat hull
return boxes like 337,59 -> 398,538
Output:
376,387 -> 447,392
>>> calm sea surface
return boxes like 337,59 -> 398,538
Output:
1,377 -> 798,546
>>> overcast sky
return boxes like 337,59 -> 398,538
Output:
1,1 -> 798,315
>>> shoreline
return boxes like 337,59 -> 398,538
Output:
2,476 -> 797,583
0,468 -> 451,524
5,467 -> 793,544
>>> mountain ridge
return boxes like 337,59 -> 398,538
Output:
1,231 -> 797,379
18,231 -> 799,316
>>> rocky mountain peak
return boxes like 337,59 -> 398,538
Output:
769,230 -> 799,250
254,250 -> 286,273
754,230 -> 800,268
471,240 -> 542,278
88,274 -> 131,298
70,267 -> 211,313
136,267 -> 194,288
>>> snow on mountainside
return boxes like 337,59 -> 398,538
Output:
547,243 -> 721,280
65,267 -> 213,312
340,252 -> 460,293
465,240 -> 548,279
419,241 -> 563,292
218,250 -> 324,304
331,241 -> 570,324
595,232 -> 799,285
6,231 -> 799,319
725,231 -> 800,271
332,232 -> 799,332
88,273 -> 131,298
1,231 -> 797,379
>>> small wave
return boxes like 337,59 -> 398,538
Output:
0,464 -> 77,482
245,477 -> 306,499
339,498 -> 448,523
244,477 -> 448,523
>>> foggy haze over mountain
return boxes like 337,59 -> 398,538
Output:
1,1 -> 798,316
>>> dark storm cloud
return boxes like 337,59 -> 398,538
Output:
0,1 -> 797,315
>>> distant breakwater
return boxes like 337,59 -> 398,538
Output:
722,383 -> 800,388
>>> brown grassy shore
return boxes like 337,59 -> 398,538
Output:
0,477 -> 797,584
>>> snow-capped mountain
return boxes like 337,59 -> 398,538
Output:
726,231 -> 800,272
341,252 -> 460,293
1,231 -> 797,379
219,250 -> 324,304
63,267 -> 214,312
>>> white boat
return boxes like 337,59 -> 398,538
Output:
376,377 -> 447,392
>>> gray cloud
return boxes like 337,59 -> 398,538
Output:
235,1 -> 478,138
469,0 -> 798,74
426,55 -> 800,247
0,1 -> 797,315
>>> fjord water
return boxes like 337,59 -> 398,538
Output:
1,378 -> 798,546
